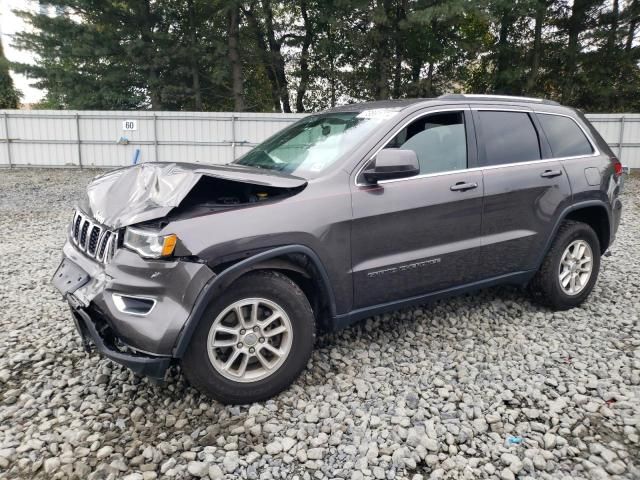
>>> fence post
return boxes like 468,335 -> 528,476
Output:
75,113 -> 83,168
153,113 -> 159,162
617,116 -> 626,160
231,114 -> 237,161
3,112 -> 11,168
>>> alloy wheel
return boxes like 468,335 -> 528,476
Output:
206,298 -> 293,382
558,239 -> 593,296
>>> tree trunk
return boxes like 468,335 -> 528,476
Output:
295,0 -> 312,113
627,20 -> 637,51
142,0 -> 162,110
373,0 -> 393,100
242,4 -> 281,112
272,56 -> 291,112
191,64 -> 202,111
626,0 -> 638,51
525,0 -> 546,94
392,54 -> 402,99
494,6 -> 513,93
410,60 -> 421,84
148,69 -> 162,110
425,62 -> 434,97
263,0 -> 291,112
410,64 -> 420,96
187,0 -> 202,111
391,0 -> 407,99
262,0 -> 291,113
562,0 -> 589,102
228,5 -> 244,111
607,0 -> 620,54
328,23 -> 336,107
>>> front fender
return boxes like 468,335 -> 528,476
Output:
172,244 -> 336,357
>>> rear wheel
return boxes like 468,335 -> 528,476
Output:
529,220 -> 601,310
181,271 -> 315,404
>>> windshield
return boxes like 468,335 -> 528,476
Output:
232,110 -> 399,177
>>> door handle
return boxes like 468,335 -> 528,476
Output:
541,169 -> 563,178
450,181 -> 478,192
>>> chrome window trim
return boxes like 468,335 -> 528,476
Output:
354,107 -> 601,187
471,107 -> 533,113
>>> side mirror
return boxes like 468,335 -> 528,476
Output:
363,149 -> 420,184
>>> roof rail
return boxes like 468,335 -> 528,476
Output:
438,93 -> 560,106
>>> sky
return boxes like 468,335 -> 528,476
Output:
1,0 -> 45,104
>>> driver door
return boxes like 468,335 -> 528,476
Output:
350,108 -> 484,308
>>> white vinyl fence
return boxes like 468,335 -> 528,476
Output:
0,110 -> 638,169
0,110 -> 306,168
583,114 -> 640,169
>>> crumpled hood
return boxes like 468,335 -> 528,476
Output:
79,162 -> 307,229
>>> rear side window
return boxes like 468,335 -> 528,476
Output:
478,111 -> 541,166
537,113 -> 594,158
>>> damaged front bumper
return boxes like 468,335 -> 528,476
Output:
54,239 -> 215,379
70,304 -> 171,380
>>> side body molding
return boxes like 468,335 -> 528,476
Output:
172,244 -> 337,357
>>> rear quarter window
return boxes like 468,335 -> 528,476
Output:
537,113 -> 594,158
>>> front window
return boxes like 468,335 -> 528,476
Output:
232,110 -> 398,177
383,111 -> 467,174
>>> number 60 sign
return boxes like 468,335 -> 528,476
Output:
122,120 -> 137,131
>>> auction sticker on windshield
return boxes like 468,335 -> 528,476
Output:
356,109 -> 400,120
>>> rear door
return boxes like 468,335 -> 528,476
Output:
350,107 -> 485,308
472,106 -> 573,277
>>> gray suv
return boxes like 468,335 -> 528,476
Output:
53,94 -> 623,404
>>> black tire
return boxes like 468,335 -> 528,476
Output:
181,270 -> 315,404
529,220 -> 601,310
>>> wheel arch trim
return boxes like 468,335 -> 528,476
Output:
536,200 -> 612,270
172,244 -> 336,358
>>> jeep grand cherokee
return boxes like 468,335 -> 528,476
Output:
53,94 -> 623,404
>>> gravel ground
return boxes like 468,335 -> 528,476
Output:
0,168 -> 639,480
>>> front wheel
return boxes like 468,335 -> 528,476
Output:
529,220 -> 601,310
181,271 -> 315,404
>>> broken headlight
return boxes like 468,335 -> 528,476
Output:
123,227 -> 177,259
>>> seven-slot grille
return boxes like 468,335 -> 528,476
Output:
70,211 -> 117,263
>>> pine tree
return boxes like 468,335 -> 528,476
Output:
9,0 -> 640,112
0,38 -> 20,109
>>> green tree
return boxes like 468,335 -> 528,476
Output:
0,38 -> 21,108
10,0 -> 640,113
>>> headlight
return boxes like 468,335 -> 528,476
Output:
123,227 -> 177,259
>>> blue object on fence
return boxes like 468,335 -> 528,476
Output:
132,149 -> 141,165
507,436 -> 523,445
